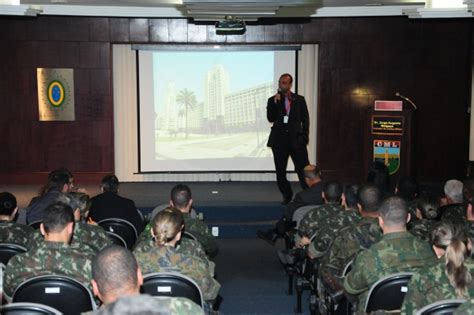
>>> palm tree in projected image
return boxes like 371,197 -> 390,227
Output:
176,89 -> 197,139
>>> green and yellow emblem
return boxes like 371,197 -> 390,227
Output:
373,140 -> 401,175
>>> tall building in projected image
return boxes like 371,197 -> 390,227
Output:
157,81 -> 178,132
203,64 -> 229,133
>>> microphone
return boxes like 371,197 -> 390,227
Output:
395,92 -> 417,110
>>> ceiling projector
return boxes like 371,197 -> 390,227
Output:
215,17 -> 246,35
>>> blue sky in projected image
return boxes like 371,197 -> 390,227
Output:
152,51 -> 274,110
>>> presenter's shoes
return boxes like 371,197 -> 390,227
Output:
257,229 -> 278,246
281,197 -> 292,205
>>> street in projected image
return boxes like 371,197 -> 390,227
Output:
153,51 -> 275,160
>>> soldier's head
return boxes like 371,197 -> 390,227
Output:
357,184 -> 383,216
322,181 -> 343,205
444,179 -> 464,204
170,184 -> 193,213
0,192 -> 18,221
151,207 -> 184,247
40,202 -> 75,244
101,175 -> 120,194
416,194 -> 439,220
91,245 -> 143,305
58,192 -> 92,222
377,196 -> 409,232
303,164 -> 321,187
396,176 -> 418,202
343,184 -> 359,211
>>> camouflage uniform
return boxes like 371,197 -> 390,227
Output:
0,221 -> 36,248
319,216 -> 382,290
295,203 -> 345,246
135,245 -> 221,301
441,203 -> 466,225
70,221 -> 113,253
401,259 -> 474,314
307,209 -> 360,258
343,231 -> 437,313
88,295 -> 204,315
3,240 -> 94,298
133,237 -> 215,275
454,298 -> 474,315
182,213 -> 218,257
408,218 -> 438,242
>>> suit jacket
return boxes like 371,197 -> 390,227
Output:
89,191 -> 144,234
266,92 -> 309,148
284,181 -> 324,220
26,190 -> 62,224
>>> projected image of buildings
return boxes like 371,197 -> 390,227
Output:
155,63 -> 273,160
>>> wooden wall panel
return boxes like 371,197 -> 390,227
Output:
0,15 -> 471,184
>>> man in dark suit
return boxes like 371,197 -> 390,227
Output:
89,175 -> 144,234
267,73 -> 310,205
257,164 -> 323,245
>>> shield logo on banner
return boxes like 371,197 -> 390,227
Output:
373,140 -> 401,175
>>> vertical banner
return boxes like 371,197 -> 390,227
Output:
37,68 -> 75,121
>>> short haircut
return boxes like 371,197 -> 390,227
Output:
358,184 -> 383,213
101,175 -> 120,193
344,184 -> 359,209
397,176 -> 418,201
0,192 -> 17,216
444,179 -> 464,204
378,196 -> 408,227
279,73 -> 293,84
323,181 -> 343,203
303,164 -> 321,180
170,184 -> 192,209
367,161 -> 390,193
92,245 -> 139,296
416,194 -> 440,220
42,202 -> 74,234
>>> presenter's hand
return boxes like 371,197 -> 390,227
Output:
273,93 -> 281,104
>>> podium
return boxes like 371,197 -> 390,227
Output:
363,105 -> 415,186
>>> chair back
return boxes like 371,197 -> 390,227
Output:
0,243 -> 27,265
416,299 -> 467,315
98,218 -> 137,249
12,275 -> 97,315
140,272 -> 204,308
182,231 -> 198,241
292,205 -> 318,229
1,302 -> 62,315
365,272 -> 413,313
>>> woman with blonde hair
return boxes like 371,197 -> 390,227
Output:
401,223 -> 474,314
134,207 -> 220,302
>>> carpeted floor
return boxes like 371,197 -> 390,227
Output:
214,239 -> 310,315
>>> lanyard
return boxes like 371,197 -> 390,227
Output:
285,95 -> 292,115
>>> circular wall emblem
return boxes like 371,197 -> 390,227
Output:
47,80 -> 65,107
